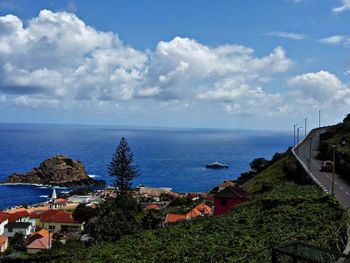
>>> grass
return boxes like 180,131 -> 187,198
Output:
29,153 -> 347,263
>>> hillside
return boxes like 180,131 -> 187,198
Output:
319,114 -> 350,180
26,152 -> 347,263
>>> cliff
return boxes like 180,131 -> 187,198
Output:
4,154 -> 106,187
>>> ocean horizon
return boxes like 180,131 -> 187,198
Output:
0,122 -> 293,209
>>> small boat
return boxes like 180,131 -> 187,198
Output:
205,162 -> 229,169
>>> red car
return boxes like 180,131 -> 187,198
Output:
320,161 -> 334,172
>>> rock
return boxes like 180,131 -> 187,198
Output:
4,154 -> 106,187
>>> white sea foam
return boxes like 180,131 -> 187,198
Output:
88,174 -> 100,178
39,195 -> 48,198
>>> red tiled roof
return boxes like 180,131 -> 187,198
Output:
40,210 -> 78,224
7,210 -> 30,222
29,212 -> 42,219
165,213 -> 187,223
146,203 -> 159,210
0,212 -> 9,223
26,236 -> 50,250
164,203 -> 213,223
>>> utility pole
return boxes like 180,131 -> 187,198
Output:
293,123 -> 299,146
296,126 -> 302,155
304,117 -> 307,137
297,126 -> 302,145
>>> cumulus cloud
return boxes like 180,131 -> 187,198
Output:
0,10 -> 147,101
1,10 -> 349,121
319,35 -> 350,46
288,71 -> 350,106
268,31 -> 304,40
333,0 -> 350,13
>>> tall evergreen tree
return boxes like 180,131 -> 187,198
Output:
108,137 -> 140,195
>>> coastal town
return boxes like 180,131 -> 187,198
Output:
0,181 -> 246,259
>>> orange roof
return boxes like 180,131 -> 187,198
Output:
40,210 -> 78,224
146,203 -> 159,210
0,235 -> 8,246
191,203 -> 213,215
31,229 -> 52,239
165,213 -> 187,223
26,236 -> 50,250
164,203 -> 213,224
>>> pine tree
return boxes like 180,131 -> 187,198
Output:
108,137 -> 140,195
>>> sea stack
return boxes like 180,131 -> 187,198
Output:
4,154 -> 106,187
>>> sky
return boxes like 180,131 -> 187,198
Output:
0,0 -> 349,130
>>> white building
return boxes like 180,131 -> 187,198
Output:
4,222 -> 32,238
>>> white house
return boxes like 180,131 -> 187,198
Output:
0,212 -> 9,252
4,222 -> 32,238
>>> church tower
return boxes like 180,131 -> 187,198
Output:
49,189 -> 57,210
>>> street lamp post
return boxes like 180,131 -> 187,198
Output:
296,126 -> 302,155
319,110 -> 321,128
293,123 -> 299,146
304,117 -> 308,137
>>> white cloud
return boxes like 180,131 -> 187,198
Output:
288,71 -> 350,105
333,0 -> 350,13
319,35 -> 350,46
268,31 -> 304,40
1,10 -> 349,122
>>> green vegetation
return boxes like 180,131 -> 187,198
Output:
31,153 -> 347,263
108,137 -> 140,195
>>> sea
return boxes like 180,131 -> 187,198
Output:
0,123 -> 292,210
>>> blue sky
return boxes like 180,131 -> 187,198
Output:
0,0 -> 349,130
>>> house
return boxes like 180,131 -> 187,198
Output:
0,212 -> 9,235
145,203 -> 160,210
164,203 -> 213,224
38,210 -> 83,233
0,212 -> 9,253
7,210 -> 31,222
0,235 -> 8,253
4,222 -> 33,237
214,186 -> 246,216
26,229 -> 52,254
26,236 -> 51,254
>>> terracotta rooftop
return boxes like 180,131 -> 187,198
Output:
0,212 -> 9,223
40,210 -> 78,224
31,229 -> 52,239
165,213 -> 187,223
26,236 -> 50,250
7,210 -> 31,222
164,203 -> 213,223
146,203 -> 160,210
0,235 -> 8,246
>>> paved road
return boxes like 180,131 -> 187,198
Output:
295,128 -> 350,210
